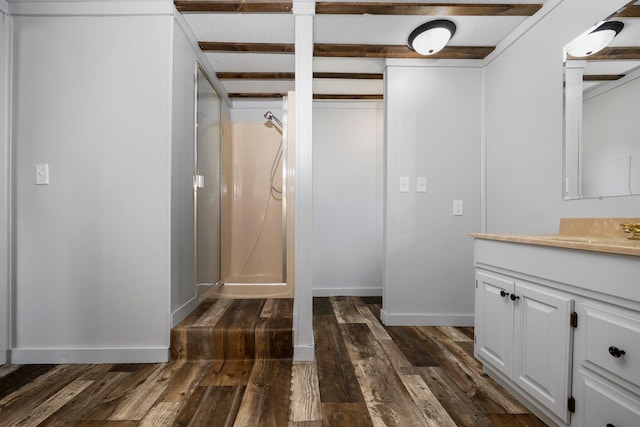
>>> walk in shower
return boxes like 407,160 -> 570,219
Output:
197,89 -> 295,300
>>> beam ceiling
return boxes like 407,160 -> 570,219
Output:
314,44 -> 494,59
201,42 -> 495,59
183,0 -> 543,99
175,1 -> 292,12
315,2 -> 542,16
216,72 -> 383,80
176,1 -> 543,16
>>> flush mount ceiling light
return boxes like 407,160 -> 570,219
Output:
408,19 -> 456,56
566,21 -> 624,57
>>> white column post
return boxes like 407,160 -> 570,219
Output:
292,0 -> 315,361
0,2 -> 12,365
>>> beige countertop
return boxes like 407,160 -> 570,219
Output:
470,218 -> 640,258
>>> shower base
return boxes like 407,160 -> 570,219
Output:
199,274 -> 293,300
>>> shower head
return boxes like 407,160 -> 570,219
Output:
264,111 -> 283,130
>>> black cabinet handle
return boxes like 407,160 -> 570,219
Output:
607,424 -> 615,427
500,290 -> 509,298
510,294 -> 520,301
608,346 -> 626,358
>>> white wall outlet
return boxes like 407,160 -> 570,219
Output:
453,200 -> 464,216
35,164 -> 49,185
399,176 -> 410,193
416,177 -> 427,193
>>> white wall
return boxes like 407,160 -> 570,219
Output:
484,0 -> 640,234
383,65 -> 482,326
0,1 -> 11,365
11,6 -> 174,363
312,101 -> 384,296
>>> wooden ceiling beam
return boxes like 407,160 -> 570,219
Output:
616,4 -> 640,18
583,74 -> 625,81
315,2 -> 542,16
227,93 -> 383,99
314,72 -> 383,79
227,93 -> 287,98
175,1 -> 292,13
217,72 -> 295,79
201,42 -> 493,59
576,47 -> 640,60
199,42 -> 295,53
217,72 -> 384,79
314,94 -> 383,100
314,44 -> 494,59
175,1 -> 542,15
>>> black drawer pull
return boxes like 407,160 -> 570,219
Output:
606,424 -> 615,427
510,293 -> 520,301
500,290 -> 509,298
608,346 -> 626,358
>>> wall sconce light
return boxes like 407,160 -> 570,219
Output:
566,21 -> 624,57
408,19 -> 456,56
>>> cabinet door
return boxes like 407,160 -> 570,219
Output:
578,370 -> 640,427
512,281 -> 574,423
476,271 -> 515,377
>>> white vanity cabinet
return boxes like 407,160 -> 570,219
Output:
475,270 -> 574,424
472,235 -> 640,427
572,302 -> 640,426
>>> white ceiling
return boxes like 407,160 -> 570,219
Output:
176,0 -> 640,99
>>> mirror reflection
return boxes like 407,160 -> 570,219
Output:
563,1 -> 640,200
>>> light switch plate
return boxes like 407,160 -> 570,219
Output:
416,177 -> 427,193
400,176 -> 410,193
35,164 -> 49,185
453,200 -> 464,216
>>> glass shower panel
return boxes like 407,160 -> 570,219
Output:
195,64 -> 222,298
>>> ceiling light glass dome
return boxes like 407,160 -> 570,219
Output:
408,20 -> 457,56
566,21 -> 624,57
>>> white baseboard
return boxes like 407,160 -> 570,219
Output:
294,344 -> 315,361
10,347 -> 169,364
0,349 -> 6,365
380,310 -> 474,326
312,287 -> 383,297
171,297 -> 200,328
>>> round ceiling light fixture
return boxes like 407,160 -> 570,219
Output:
566,21 -> 624,57
408,19 -> 457,56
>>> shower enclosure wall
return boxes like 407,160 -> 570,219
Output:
204,94 -> 295,299
194,65 -> 222,300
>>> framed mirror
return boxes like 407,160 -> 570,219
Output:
563,1 -> 640,200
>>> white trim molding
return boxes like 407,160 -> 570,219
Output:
10,347 -> 170,364
380,310 -> 474,327
0,2 -> 10,366
171,296 -> 200,328
313,287 -> 382,297
294,344 -> 315,361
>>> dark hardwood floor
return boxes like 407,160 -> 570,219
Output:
0,296 -> 546,426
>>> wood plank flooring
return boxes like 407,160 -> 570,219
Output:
0,296 -> 547,426
170,298 -> 294,361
